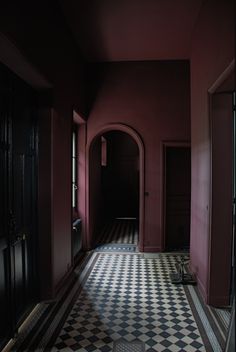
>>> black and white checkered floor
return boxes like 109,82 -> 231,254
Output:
1,220 -> 231,352
52,253 -> 207,352
98,218 -> 138,246
3,251 -> 230,352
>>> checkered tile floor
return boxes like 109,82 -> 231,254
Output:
98,219 -> 138,245
52,253 -> 206,352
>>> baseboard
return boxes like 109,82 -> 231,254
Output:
54,266 -> 75,299
143,246 -> 162,253
196,276 -> 208,304
207,295 -> 231,307
192,269 -> 230,307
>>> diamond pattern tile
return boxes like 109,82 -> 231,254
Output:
52,254 -> 206,352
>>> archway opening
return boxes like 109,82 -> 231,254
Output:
87,125 -> 144,252
102,131 -> 139,220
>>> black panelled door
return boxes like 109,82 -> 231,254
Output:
165,146 -> 191,251
0,65 -> 12,346
0,63 -> 38,348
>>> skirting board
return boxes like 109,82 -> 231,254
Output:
143,246 -> 161,252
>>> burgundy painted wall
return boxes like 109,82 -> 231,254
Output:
38,106 -> 53,299
87,61 -> 191,251
52,106 -> 72,291
89,138 -> 103,247
77,124 -> 87,248
0,1 -> 85,297
190,0 -> 235,304
210,93 -> 233,305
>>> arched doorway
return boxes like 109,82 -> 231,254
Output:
86,124 -> 145,252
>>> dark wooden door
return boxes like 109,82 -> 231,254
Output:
0,63 -> 38,348
0,66 -> 13,346
165,146 -> 191,251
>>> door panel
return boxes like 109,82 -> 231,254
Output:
11,75 -> 37,326
165,146 -> 191,251
13,241 -> 25,319
0,239 -> 11,344
0,65 -> 13,349
0,62 -> 38,347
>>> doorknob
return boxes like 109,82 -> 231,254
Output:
11,233 -> 27,246
17,234 -> 27,241
10,235 -> 21,246
16,235 -> 21,241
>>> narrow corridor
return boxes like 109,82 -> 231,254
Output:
0,2 -> 234,351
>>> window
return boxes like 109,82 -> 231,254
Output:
72,128 -> 78,208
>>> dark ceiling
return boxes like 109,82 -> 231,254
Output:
59,0 -> 204,62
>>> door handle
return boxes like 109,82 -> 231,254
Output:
11,233 -> 27,246
10,235 -> 21,246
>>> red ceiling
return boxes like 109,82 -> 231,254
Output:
59,0 -> 204,62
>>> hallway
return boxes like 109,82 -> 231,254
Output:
0,0 -> 234,351
4,246 -> 230,352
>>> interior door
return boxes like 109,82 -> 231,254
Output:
0,66 -> 13,347
165,146 -> 191,251
11,75 -> 38,325
0,63 -> 38,348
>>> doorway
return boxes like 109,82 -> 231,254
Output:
101,131 -> 139,219
163,144 -> 191,251
0,63 -> 38,348
87,125 -> 144,251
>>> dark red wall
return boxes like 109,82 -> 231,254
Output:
87,61 -> 191,251
210,93 -> 233,305
77,123 -> 87,248
190,0 -> 235,304
38,106 -> 53,298
89,138 -> 103,246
